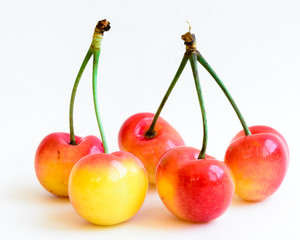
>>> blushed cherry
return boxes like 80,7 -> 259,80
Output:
156,146 -> 234,222
225,130 -> 288,201
118,112 -> 184,183
195,29 -> 289,202
68,20 -> 148,225
156,30 -> 234,223
34,20 -> 110,196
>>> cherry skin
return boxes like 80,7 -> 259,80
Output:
35,132 -> 104,197
68,151 -> 148,226
118,112 -> 185,184
156,146 -> 234,223
231,125 -> 289,156
225,132 -> 288,201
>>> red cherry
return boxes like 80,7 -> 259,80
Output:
231,125 -> 289,156
225,132 -> 288,201
34,21 -> 110,197
118,112 -> 185,184
35,132 -> 104,196
156,146 -> 234,223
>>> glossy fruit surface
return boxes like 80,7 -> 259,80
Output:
35,132 -> 104,196
225,132 -> 288,201
156,146 -> 234,223
231,125 -> 289,156
118,112 -> 185,184
68,151 -> 148,225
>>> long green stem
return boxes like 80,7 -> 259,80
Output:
69,48 -> 93,145
196,53 -> 251,136
145,55 -> 189,138
93,49 -> 109,153
189,54 -> 208,159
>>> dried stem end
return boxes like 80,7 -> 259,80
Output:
181,32 -> 197,55
91,19 -> 111,50
95,19 -> 111,33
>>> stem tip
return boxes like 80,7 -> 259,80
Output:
182,31 -> 197,55
95,19 -> 111,33
186,20 -> 192,32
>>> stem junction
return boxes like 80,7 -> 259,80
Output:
145,23 -> 251,160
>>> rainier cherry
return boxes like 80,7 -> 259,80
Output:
118,54 -> 189,184
35,133 -> 103,196
156,29 -> 234,223
118,49 -> 190,184
156,147 -> 234,222
69,151 -> 148,225
68,21 -> 148,226
118,112 -> 184,184
225,131 -> 288,201
196,33 -> 289,202
34,20 -> 111,197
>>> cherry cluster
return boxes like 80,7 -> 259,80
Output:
35,20 -> 289,225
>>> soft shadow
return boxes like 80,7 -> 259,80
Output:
231,195 -> 262,207
9,184 -> 70,205
45,204 -> 121,231
129,190 -> 212,230
15,185 -> 122,231
131,205 -> 209,230
130,211 -> 212,231
13,184 -> 215,230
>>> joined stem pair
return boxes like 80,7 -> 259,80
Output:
145,30 -> 251,159
68,20 -> 110,153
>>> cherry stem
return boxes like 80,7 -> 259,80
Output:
69,19 -> 110,146
145,56 -> 189,138
196,53 -> 251,136
69,48 -> 93,145
189,54 -> 208,159
93,49 -> 109,153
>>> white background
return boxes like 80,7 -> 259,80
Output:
1,0 -> 299,239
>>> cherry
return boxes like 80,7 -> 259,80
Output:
69,151 -> 148,225
156,28 -> 234,223
196,31 -> 289,201
156,146 -> 234,223
225,132 -> 288,201
68,21 -> 148,225
118,112 -> 184,183
35,20 -> 110,196
231,125 -> 289,156
35,133 -> 103,196
118,48 -> 188,184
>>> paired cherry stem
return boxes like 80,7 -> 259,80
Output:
145,29 -> 251,159
68,21 -> 251,159
69,20 -> 110,153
